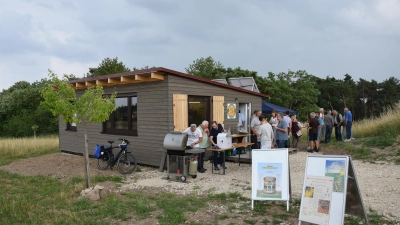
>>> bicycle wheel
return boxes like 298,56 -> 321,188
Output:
97,151 -> 110,170
116,153 -> 137,174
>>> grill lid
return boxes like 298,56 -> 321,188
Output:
163,132 -> 188,150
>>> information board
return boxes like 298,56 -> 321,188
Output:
251,149 -> 290,210
299,155 -> 349,225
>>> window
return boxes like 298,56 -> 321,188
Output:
66,114 -> 77,131
66,122 -> 77,131
103,94 -> 137,136
188,96 -> 210,127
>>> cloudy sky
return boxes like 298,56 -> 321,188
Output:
1,0 -> 399,91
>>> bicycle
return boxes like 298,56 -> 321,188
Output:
97,138 -> 137,174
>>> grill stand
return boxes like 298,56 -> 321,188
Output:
166,149 -> 205,182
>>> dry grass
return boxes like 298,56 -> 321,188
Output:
353,102 -> 400,138
0,135 -> 59,158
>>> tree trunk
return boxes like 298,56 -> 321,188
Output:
83,124 -> 90,188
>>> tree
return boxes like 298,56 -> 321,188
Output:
41,71 -> 116,188
186,56 -> 225,80
86,57 -> 130,77
0,79 -> 58,137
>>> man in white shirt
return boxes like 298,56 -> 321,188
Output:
259,114 -> 274,149
183,124 -> 203,148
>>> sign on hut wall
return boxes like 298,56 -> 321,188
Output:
227,103 -> 236,119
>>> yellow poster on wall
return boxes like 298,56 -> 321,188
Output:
227,103 -> 236,119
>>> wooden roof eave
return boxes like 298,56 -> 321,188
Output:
70,72 -> 165,89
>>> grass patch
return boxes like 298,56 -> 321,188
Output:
368,208 -> 383,225
0,135 -> 59,166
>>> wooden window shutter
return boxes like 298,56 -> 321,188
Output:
213,96 -> 225,127
173,94 -> 188,131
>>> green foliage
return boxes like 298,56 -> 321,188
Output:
41,71 -> 117,126
0,80 -> 58,137
87,57 -> 130,77
186,56 -> 225,79
265,70 -> 320,121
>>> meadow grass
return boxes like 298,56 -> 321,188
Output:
353,102 -> 400,147
0,135 -> 59,166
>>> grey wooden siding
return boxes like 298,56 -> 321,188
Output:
59,74 -> 263,167
167,75 -> 262,131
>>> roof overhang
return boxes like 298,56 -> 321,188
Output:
69,71 -> 164,89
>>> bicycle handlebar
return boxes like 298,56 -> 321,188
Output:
118,138 -> 130,145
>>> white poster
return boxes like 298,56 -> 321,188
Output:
299,155 -> 349,225
300,176 -> 333,225
251,149 -> 289,202
256,163 -> 282,199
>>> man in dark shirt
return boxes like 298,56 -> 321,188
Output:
308,112 -> 320,152
209,121 -> 226,170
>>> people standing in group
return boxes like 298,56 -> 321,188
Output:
291,115 -> 301,148
319,108 -> 326,143
308,112 -> 320,152
332,110 -> 343,141
209,121 -> 227,171
283,111 -> 292,147
324,110 -> 334,143
250,110 -> 262,149
344,108 -> 353,141
275,112 -> 288,148
259,114 -> 274,149
197,121 -> 210,173
269,110 -> 278,147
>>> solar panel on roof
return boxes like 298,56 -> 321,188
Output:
228,77 -> 260,93
211,79 -> 229,84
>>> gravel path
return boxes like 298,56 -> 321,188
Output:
121,152 -> 400,221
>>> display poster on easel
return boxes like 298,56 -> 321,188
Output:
251,149 -> 290,211
300,176 -> 333,225
299,155 -> 349,225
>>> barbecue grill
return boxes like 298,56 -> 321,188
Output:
163,132 -> 205,182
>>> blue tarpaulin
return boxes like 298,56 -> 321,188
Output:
262,101 -> 296,115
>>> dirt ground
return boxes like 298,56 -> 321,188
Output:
0,141 -> 347,180
0,141 -> 373,225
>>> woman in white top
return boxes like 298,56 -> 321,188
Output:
259,114 -> 274,149
269,110 -> 278,147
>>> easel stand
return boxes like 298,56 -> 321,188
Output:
298,155 -> 368,225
